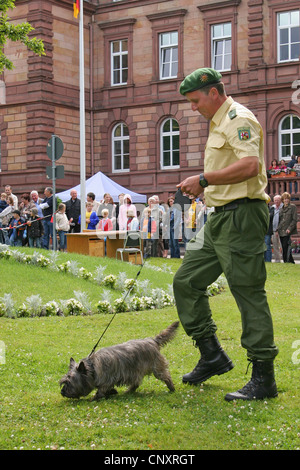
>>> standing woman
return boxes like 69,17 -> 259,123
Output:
278,192 -> 298,263
0,196 -> 15,244
165,196 -> 181,258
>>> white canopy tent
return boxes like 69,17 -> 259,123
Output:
56,171 -> 147,203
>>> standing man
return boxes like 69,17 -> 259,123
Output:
173,68 -> 278,401
87,192 -> 100,214
4,185 -> 18,209
65,189 -> 81,233
30,190 -> 43,218
40,187 -> 54,249
115,193 -> 125,230
272,194 -> 283,262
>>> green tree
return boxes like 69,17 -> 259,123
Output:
0,0 -> 45,72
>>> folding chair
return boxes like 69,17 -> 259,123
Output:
116,231 -> 143,264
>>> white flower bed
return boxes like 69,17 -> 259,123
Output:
0,244 -> 226,318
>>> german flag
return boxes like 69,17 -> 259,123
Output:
73,0 -> 80,18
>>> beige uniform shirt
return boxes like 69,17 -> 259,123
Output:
204,96 -> 268,207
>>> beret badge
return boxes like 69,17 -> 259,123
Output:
199,73 -> 208,83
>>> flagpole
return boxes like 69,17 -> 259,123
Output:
79,0 -> 86,231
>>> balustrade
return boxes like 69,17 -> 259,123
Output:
267,175 -> 300,201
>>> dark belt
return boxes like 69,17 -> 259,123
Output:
214,198 -> 263,213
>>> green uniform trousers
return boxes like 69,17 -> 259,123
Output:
173,200 -> 278,361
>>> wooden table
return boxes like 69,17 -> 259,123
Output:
66,230 -> 126,258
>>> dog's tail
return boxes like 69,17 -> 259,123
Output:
154,321 -> 179,348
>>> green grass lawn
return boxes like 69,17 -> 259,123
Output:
0,248 -> 299,450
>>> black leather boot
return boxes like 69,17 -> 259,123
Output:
182,334 -> 234,385
225,360 -> 278,401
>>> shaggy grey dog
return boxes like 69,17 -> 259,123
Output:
60,321 -> 179,400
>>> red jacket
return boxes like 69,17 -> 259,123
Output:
97,218 -> 113,231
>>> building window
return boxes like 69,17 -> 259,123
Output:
211,23 -> 232,71
279,114 -> 300,158
161,118 -> 180,169
112,122 -> 130,172
99,18 -> 135,90
277,10 -> 300,63
159,31 -> 178,79
147,9 -> 186,83
198,1 -> 239,72
111,39 -> 128,86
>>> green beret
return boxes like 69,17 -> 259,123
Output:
179,68 -> 222,95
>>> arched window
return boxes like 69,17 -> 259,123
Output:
279,114 -> 300,159
112,122 -> 129,172
160,118 -> 180,169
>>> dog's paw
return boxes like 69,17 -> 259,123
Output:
105,388 -> 118,398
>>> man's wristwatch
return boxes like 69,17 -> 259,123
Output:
199,173 -> 209,188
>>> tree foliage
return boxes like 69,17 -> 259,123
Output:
0,0 -> 45,72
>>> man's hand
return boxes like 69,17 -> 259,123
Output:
177,156 -> 259,197
177,175 -> 203,197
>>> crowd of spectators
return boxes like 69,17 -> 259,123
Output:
0,184 -> 298,262
0,184 -> 209,258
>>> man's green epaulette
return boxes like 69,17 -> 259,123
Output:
228,109 -> 237,120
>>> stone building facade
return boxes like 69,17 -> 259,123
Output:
0,0 -> 299,202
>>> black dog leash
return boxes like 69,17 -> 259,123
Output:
88,243 -> 152,357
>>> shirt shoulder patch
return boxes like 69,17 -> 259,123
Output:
238,127 -> 251,140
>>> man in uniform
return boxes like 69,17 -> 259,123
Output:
174,68 -> 278,401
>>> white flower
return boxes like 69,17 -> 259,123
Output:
96,300 -> 111,314
64,299 -> 84,316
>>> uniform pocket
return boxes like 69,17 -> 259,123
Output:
228,249 -> 266,287
209,135 -> 226,149
229,203 -> 269,252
